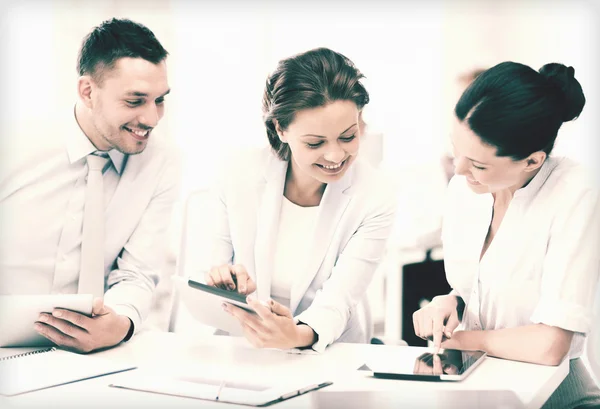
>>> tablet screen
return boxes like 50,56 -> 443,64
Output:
0,294 -> 93,347
187,279 -> 251,307
371,349 -> 486,381
412,349 -> 484,376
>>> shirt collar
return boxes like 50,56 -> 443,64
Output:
513,156 -> 561,199
66,106 -> 126,175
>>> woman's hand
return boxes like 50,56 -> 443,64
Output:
413,294 -> 462,353
205,264 -> 256,295
223,297 -> 317,350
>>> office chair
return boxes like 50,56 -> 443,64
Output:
168,188 -> 212,333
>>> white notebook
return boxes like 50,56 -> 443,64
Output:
0,347 -> 136,396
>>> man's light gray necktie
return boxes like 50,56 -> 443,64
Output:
78,153 -> 110,298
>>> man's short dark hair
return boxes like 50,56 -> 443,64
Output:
77,18 -> 168,82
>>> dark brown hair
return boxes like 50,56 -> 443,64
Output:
455,62 -> 585,160
262,47 -> 369,161
77,18 -> 168,83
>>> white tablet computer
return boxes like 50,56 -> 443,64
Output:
369,349 -> 487,382
173,276 -> 257,335
0,294 -> 93,347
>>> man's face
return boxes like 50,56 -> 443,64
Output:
88,57 -> 170,154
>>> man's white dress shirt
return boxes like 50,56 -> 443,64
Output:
0,112 -> 180,334
443,156 -> 600,358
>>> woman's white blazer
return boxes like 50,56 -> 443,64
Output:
202,148 -> 397,351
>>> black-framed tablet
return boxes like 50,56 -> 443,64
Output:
371,349 -> 487,382
172,276 -> 258,335
186,278 -> 256,313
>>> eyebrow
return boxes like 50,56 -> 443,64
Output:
450,140 -> 489,165
467,156 -> 489,165
124,89 -> 171,98
301,123 -> 357,139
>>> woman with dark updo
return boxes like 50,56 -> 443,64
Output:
413,61 -> 600,408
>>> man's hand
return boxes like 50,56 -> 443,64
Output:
34,297 -> 132,353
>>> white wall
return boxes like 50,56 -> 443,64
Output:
441,0 -> 599,171
2,0 -> 597,190
167,0 -> 448,197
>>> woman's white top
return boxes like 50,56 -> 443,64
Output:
443,156 -> 600,358
271,197 -> 320,308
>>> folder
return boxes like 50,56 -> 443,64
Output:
0,347 -> 136,396
110,372 -> 332,406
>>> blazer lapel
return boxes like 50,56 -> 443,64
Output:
290,166 -> 354,313
254,154 -> 287,302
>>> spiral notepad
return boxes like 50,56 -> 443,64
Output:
0,347 -> 56,361
0,347 -> 136,396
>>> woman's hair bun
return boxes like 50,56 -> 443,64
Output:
539,62 -> 585,122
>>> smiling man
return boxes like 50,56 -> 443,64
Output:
0,18 -> 180,352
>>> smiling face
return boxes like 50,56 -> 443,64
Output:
451,118 -> 544,194
79,57 -> 170,154
276,100 -> 360,187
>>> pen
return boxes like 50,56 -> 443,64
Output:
215,379 -> 226,401
279,382 -> 332,400
299,382 -> 332,394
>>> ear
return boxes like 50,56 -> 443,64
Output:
77,75 -> 95,109
523,151 -> 546,172
273,119 -> 287,143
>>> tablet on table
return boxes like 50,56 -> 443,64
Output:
369,349 -> 487,381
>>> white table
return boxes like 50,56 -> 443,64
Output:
1,331 -> 567,408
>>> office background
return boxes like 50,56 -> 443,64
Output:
1,0 -> 598,379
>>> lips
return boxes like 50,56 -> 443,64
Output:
123,126 -> 150,141
466,177 -> 481,185
315,158 -> 348,175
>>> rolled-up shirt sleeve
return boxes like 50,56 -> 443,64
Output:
104,152 -> 181,335
530,187 -> 600,334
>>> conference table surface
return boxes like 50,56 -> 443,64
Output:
1,330 -> 568,408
